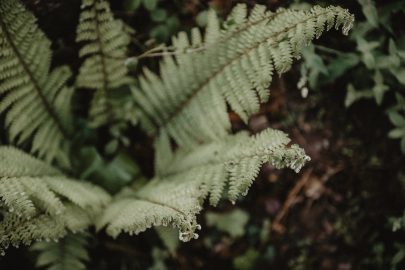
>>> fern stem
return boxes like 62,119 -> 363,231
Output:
94,13 -> 108,91
132,194 -> 189,217
314,44 -> 345,55
138,46 -> 206,59
0,17 -> 71,139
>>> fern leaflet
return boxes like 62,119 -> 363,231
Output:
0,0 -> 73,163
76,0 -> 133,127
0,146 -> 110,254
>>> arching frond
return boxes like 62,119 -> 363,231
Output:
76,0 -> 133,127
97,128 -> 310,241
0,146 -> 111,253
0,0 -> 73,163
133,4 -> 354,149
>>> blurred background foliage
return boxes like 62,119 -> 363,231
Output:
1,0 -> 404,269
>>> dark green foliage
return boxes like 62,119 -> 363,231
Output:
300,0 -> 405,153
31,233 -> 90,270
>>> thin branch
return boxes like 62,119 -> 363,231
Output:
272,169 -> 312,234
137,46 -> 206,59
314,44 -> 345,55
136,8 -> 288,60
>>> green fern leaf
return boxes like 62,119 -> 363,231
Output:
0,146 -> 111,254
0,0 -> 73,163
97,128 -> 310,241
76,0 -> 133,127
133,4 -> 354,149
31,233 -> 90,270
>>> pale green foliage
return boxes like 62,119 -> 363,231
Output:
149,247 -> 170,270
97,128 -> 310,242
205,208 -> 249,238
97,3 -> 353,244
155,226 -> 179,255
133,4 -> 354,149
0,0 -> 73,163
387,94 -> 405,153
0,0 -> 355,265
31,233 -> 89,270
76,0 -> 133,127
233,248 -> 260,270
344,39 -> 403,107
0,146 -> 110,254
358,0 -> 378,27
123,0 -> 180,43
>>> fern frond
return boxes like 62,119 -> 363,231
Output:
0,0 -> 73,163
0,212 -> 66,252
97,128 -> 310,241
0,146 -> 110,253
76,0 -> 133,127
31,233 -> 89,270
133,4 -> 354,148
